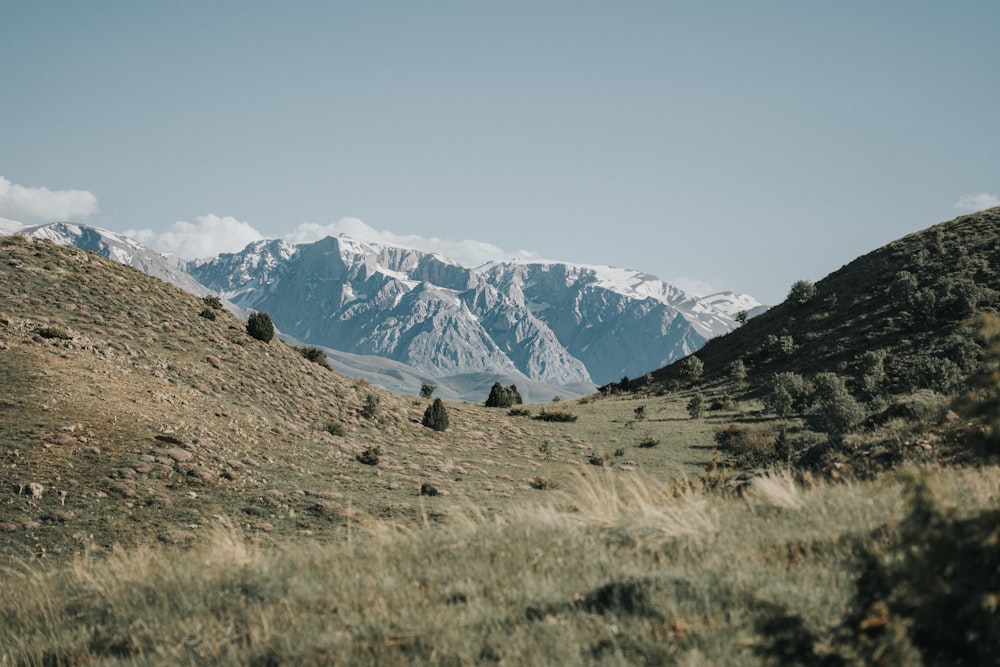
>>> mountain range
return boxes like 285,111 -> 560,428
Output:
4,220 -> 764,400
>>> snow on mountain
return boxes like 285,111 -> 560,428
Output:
702,291 -> 769,319
17,222 -> 210,296
193,235 -> 751,386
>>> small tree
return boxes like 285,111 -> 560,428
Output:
736,310 -> 749,325
633,405 -> 647,422
679,355 -> 704,384
361,392 -> 380,419
764,372 -> 811,418
729,359 -> 747,386
422,398 -> 449,431
419,383 -> 436,399
788,279 -> 817,306
247,311 -> 275,343
810,372 -> 865,441
485,382 -> 522,408
687,394 -> 704,419
202,294 -> 224,310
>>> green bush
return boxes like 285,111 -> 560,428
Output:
35,326 -> 72,340
422,398 -> 449,432
484,382 -> 522,408
686,394 -> 704,419
714,424 -> 782,467
534,409 -> 577,423
198,308 -> 217,321
810,372 -> 865,441
679,356 -> 704,384
202,294 -> 224,310
637,436 -> 659,448
246,311 -> 275,343
296,346 -> 331,369
419,383 -> 436,399
787,279 -> 816,306
325,421 -> 346,437
361,393 -> 380,419
356,446 -> 381,466
764,372 -> 811,418
508,407 -> 532,417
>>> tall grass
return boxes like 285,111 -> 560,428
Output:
2,464 -> 997,666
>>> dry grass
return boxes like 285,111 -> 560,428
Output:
1,464 -> 996,665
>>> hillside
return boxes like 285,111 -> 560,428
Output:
0,233 -> 622,561
651,208 -> 999,389
1,230 -> 998,665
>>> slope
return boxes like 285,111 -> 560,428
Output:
650,207 -> 1000,392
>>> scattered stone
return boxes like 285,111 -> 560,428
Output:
420,483 -> 439,497
27,482 -> 44,499
305,490 -> 343,499
107,479 -> 137,497
165,448 -> 194,462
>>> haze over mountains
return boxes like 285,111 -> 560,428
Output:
4,220 -> 764,399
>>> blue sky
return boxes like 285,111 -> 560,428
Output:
2,2 -> 997,304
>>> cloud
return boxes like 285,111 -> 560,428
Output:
670,276 -> 725,297
954,192 -> 1000,212
0,176 -> 99,224
125,214 -> 265,259
284,217 -> 537,267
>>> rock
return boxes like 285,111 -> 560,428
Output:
165,448 -> 194,462
27,482 -> 43,499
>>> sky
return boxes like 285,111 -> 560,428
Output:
1,2 -> 998,304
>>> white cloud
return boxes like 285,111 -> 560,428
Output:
954,192 -> 1000,212
284,217 -> 536,267
0,176 -> 99,224
671,276 -> 725,297
125,214 -> 265,259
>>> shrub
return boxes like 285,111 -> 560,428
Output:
810,372 -> 866,441
535,409 -> 577,423
356,446 -> 381,466
35,326 -> 71,340
361,393 -> 380,419
679,356 -> 704,384
297,346 -> 331,369
764,372 -> 811,418
198,308 -> 217,321
325,421 -> 346,437
633,405 -> 646,422
529,475 -> 557,490
637,436 -> 659,448
484,382 -> 523,408
729,359 -> 747,386
787,279 -> 816,306
202,294 -> 224,310
714,424 -> 782,467
587,452 -> 612,467
246,311 -> 275,343
419,383 -> 436,399
422,398 -> 449,432
508,407 -> 531,417
907,356 -> 964,394
686,394 -> 704,419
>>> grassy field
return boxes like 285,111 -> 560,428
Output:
2,234 -> 999,665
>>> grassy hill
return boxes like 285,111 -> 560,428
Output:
1,227 -> 998,665
653,207 -> 1000,389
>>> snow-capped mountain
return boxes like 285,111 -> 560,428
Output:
5,222 -> 766,395
191,235 -> 763,386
